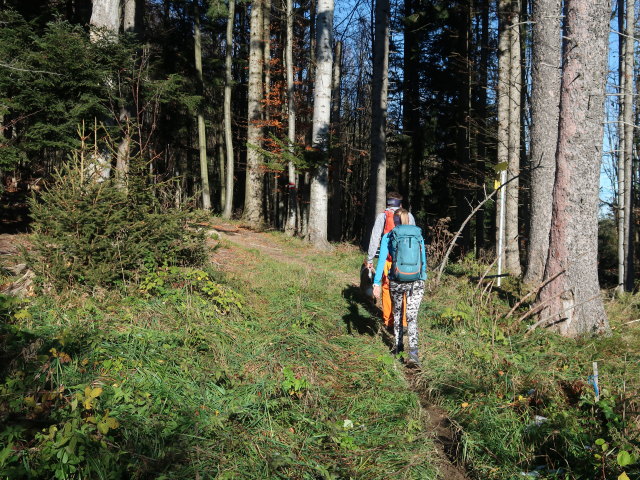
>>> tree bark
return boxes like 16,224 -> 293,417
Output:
194,0 -> 211,210
243,0 -> 265,226
329,40 -> 343,241
223,0 -> 236,219
505,0 -> 522,275
367,0 -> 390,231
284,0 -> 297,234
90,0 -> 119,41
623,0 -> 634,291
496,0 -> 510,261
524,0 -> 561,284
308,0 -> 333,249
535,0 -> 611,337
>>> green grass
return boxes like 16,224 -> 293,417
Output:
3,227 -> 640,480
417,258 -> 640,479
0,233 -> 439,479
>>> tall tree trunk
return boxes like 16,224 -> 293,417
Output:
243,0 -> 265,225
496,0 -> 510,264
194,0 -> 211,210
617,0 -> 626,293
284,0 -> 297,234
623,0 -> 634,290
223,0 -> 236,219
308,0 -> 333,249
475,0 -> 490,256
536,0 -> 611,337
524,0 -> 561,284
367,0 -> 390,232
329,40 -> 343,241
505,0 -> 522,275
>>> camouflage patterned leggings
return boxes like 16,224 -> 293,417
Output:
389,280 -> 425,352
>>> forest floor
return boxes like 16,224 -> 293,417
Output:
209,223 -> 470,480
1,220 -> 639,479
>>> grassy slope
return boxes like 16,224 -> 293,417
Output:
418,260 -> 640,479
2,227 -> 640,480
0,230 -> 439,479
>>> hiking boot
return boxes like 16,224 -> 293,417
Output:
406,350 -> 420,368
392,342 -> 404,356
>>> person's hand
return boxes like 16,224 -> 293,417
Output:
373,284 -> 381,299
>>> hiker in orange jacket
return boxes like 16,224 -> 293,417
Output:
366,192 -> 415,332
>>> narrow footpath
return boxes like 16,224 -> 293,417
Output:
209,223 -> 470,480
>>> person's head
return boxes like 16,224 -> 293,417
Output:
393,208 -> 410,226
386,192 -> 403,208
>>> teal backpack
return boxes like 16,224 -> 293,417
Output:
388,225 -> 425,282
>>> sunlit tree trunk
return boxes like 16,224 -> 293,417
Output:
89,0 -> 120,183
495,0 -> 510,259
308,0 -> 333,249
243,0 -> 265,225
367,0 -> 390,231
505,0 -> 521,275
223,0 -> 235,219
194,0 -> 211,210
524,0 -> 561,284
536,0 -> 610,337
284,0 -> 297,234
622,0 -> 634,291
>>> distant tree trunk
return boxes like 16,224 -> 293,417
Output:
308,0 -> 333,249
284,0 -> 297,234
243,0 -> 265,225
623,0 -> 634,291
403,0 -> 422,211
89,0 -> 120,183
535,0 -> 610,337
194,0 -> 211,210
524,0 -> 561,284
367,0 -> 390,231
505,0 -> 522,276
475,0 -> 489,256
329,40 -> 343,241
90,0 -> 119,41
123,0 -> 136,32
223,0 -> 235,219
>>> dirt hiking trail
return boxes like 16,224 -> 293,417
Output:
210,223 -> 470,480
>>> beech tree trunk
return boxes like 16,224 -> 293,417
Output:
308,0 -> 333,249
535,0 -> 611,337
367,0 -> 390,228
524,0 -> 561,284
505,0 -> 521,275
243,0 -> 265,225
284,0 -> 297,235
90,0 -> 119,41
194,0 -> 211,210
223,0 -> 235,219
89,0 -> 120,183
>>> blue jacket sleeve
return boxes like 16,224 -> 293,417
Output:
373,234 -> 390,285
421,238 -> 427,280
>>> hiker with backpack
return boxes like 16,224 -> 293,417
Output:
366,192 -> 415,332
372,208 -> 426,367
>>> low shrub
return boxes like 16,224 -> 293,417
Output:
29,155 -> 206,289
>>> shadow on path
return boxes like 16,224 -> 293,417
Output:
341,286 -> 395,352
